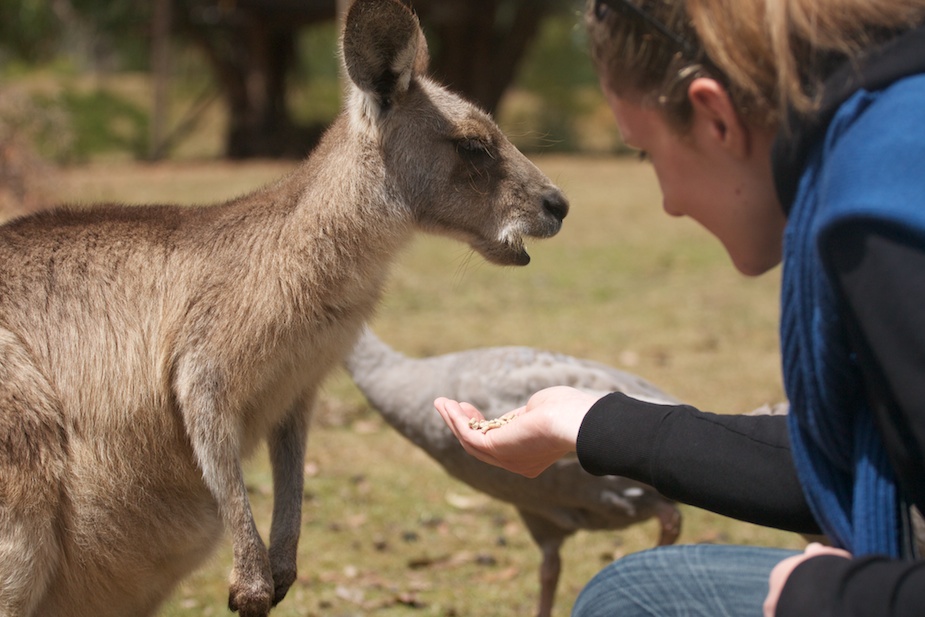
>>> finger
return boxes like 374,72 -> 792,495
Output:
458,401 -> 483,417
434,398 -> 488,449
434,397 -> 461,421
433,397 -> 467,440
803,542 -> 851,559
762,596 -> 774,617
434,398 -> 508,468
435,397 -> 480,419
434,397 -> 479,432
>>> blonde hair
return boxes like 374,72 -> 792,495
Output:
585,0 -> 775,130
587,0 -> 925,130
690,0 -> 925,115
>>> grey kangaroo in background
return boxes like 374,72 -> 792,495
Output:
0,1 -> 568,615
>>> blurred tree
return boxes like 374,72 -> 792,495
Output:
420,0 -> 567,115
173,0 -> 567,158
1,0 -> 575,159
0,0 -> 151,71
0,0 -> 61,64
515,6 -> 600,151
173,0 -> 330,158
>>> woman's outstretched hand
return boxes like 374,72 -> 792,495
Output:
434,386 -> 601,478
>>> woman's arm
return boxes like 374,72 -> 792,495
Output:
577,393 -> 819,532
436,385 -> 819,533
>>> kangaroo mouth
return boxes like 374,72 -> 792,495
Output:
496,240 -> 533,266
475,217 -> 563,267
469,192 -> 567,266
474,240 -> 532,266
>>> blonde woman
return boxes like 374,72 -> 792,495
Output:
436,0 -> 925,615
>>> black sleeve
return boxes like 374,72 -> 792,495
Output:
776,556 -> 925,617
778,555 -> 925,617
777,222 -> 925,617
575,392 -> 820,534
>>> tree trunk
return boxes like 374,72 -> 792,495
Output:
149,0 -> 172,160
176,0 -> 553,158
179,3 -> 322,159
422,0 -> 549,114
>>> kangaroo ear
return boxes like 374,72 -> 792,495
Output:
342,0 -> 428,111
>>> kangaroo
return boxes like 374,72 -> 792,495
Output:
0,1 -> 568,616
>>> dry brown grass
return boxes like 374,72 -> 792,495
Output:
52,155 -> 805,617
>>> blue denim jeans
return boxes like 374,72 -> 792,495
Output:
572,544 -> 799,617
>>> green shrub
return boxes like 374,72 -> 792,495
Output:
33,88 -> 149,162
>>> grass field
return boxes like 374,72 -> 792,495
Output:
53,154 -> 806,617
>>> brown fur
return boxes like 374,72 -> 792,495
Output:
0,1 -> 567,616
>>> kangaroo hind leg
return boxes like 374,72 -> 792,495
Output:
0,328 -> 66,616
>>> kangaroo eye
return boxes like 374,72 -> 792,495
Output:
456,137 -> 493,157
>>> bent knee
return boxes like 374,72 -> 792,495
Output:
572,548 -> 670,617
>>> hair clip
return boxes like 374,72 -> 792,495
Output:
593,0 -> 698,59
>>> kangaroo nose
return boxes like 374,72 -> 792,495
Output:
543,188 -> 569,222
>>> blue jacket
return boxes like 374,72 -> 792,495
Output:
781,74 -> 925,559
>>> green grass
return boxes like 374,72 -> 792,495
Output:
55,155 -> 804,617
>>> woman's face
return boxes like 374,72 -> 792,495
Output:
604,83 -> 787,276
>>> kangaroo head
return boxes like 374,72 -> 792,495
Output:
341,0 -> 568,266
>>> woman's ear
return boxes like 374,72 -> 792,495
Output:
687,78 -> 749,157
